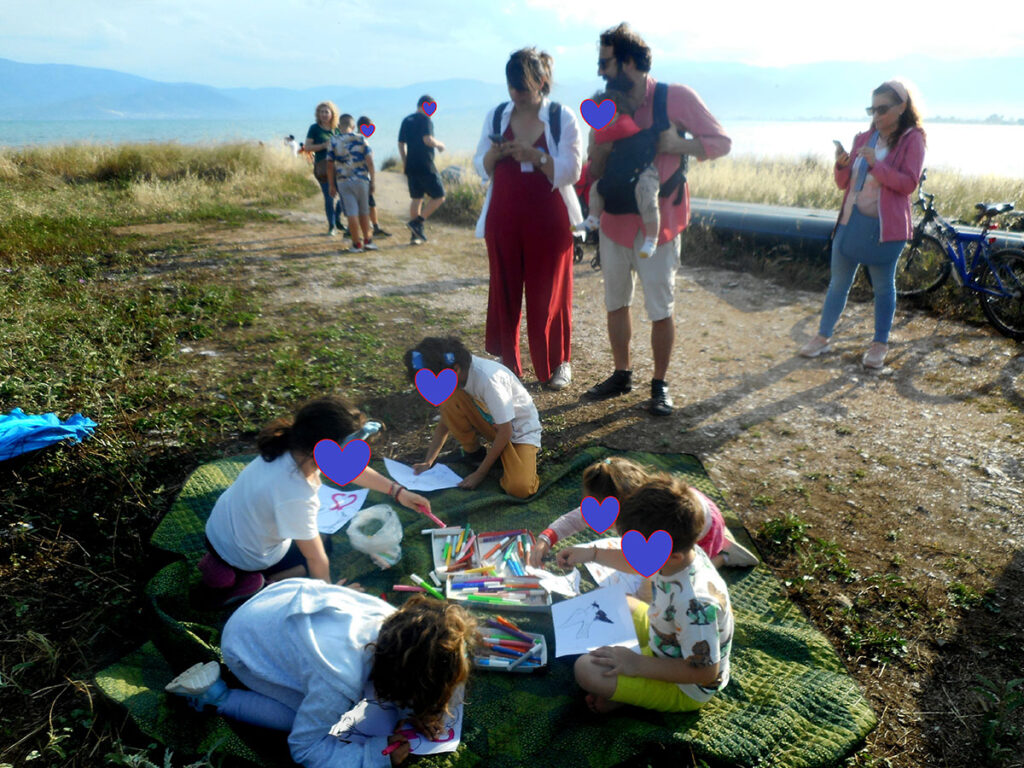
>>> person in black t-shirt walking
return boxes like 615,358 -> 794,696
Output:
398,94 -> 447,244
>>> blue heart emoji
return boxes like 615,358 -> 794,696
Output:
313,438 -> 371,487
580,496 -> 619,534
421,101 -> 437,117
580,98 -> 616,131
621,529 -> 674,577
359,123 -> 375,138
415,368 -> 457,406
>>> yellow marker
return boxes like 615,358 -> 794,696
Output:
463,565 -> 496,575
455,528 -> 466,557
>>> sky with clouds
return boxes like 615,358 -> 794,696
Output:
2,0 -> 1022,88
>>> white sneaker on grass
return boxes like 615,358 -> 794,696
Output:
546,362 -> 572,391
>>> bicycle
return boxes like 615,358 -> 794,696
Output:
894,170 -> 1024,340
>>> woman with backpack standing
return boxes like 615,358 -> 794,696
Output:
473,48 -> 583,391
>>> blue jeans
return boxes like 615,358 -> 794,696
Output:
318,181 -> 345,228
819,209 -> 906,344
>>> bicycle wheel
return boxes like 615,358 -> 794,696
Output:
895,234 -> 951,297
976,249 -> 1024,340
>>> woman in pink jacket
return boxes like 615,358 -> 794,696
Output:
800,80 -> 926,369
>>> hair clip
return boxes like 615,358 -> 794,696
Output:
444,352 -> 455,365
411,350 -> 425,370
603,458 -> 613,465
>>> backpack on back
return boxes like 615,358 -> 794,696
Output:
595,82 -> 688,216
491,101 -> 562,148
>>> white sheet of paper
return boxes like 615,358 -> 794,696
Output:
583,536 -> 646,596
317,486 -> 369,534
525,565 -> 581,597
384,457 -> 463,492
550,582 -> 638,657
328,685 -> 463,755
409,688 -> 463,755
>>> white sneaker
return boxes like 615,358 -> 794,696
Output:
799,336 -> 832,358
639,236 -> 657,259
719,538 -> 759,568
328,227 -> 337,237
165,661 -> 220,696
546,362 -> 572,391
364,241 -> 379,251
862,343 -> 888,369
345,245 -> 365,254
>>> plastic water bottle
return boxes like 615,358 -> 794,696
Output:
343,420 -> 382,445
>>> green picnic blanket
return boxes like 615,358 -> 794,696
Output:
96,448 -> 876,767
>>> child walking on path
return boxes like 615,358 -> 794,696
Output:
584,88 -> 661,259
165,581 -> 478,767
406,336 -> 541,498
560,474 -> 735,714
328,114 -> 378,253
199,397 -> 431,603
530,457 -> 758,570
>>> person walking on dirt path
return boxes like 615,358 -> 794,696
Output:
398,94 -> 446,245
583,23 -> 730,416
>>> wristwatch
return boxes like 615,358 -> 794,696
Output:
538,153 -> 549,166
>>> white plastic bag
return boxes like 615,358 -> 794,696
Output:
347,504 -> 403,569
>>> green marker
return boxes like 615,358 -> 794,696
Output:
410,573 -> 445,600
466,594 -> 520,605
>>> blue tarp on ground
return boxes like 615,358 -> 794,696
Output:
0,408 -> 97,462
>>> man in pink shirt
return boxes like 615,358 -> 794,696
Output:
584,23 -> 731,416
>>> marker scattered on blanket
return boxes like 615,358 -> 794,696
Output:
507,640 -> 544,670
410,573 -> 445,600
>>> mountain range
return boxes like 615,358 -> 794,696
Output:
3,56 -> 1024,125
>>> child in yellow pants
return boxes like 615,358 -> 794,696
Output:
405,336 -> 541,498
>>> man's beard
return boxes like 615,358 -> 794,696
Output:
603,71 -> 633,92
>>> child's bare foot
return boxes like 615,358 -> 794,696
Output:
585,693 -> 623,714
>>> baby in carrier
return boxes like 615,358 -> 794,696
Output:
583,88 -> 661,258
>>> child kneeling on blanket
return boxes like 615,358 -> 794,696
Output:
165,581 -> 478,767
561,474 -> 734,714
199,396 -> 431,604
405,336 -> 541,498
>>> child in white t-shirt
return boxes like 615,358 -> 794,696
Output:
200,396 -> 432,604
405,336 -> 541,498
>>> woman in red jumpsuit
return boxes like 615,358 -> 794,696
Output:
473,48 -> 583,390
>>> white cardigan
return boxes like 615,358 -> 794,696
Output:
473,98 -> 584,238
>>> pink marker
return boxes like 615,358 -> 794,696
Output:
419,504 -> 447,528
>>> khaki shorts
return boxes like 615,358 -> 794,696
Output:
599,229 -> 680,321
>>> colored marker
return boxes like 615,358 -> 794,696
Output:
410,573 -> 445,600
493,616 -> 535,643
455,528 -> 466,555
482,536 -> 511,560
507,640 -> 544,670
466,594 -> 520,605
419,505 -> 447,529
392,584 -> 425,592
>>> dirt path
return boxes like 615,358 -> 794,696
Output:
156,170 -> 1024,766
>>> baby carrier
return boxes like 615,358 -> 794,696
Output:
596,82 -> 688,216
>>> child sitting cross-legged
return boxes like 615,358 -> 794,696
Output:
405,336 -> 541,498
559,474 -> 734,714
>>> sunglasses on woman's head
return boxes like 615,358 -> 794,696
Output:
866,104 -> 896,116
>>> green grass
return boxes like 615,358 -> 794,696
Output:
0,142 -> 470,767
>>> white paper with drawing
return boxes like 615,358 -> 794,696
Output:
583,537 -> 646,596
316,486 -> 369,534
551,582 -> 638,657
384,457 -> 463,492
328,685 -> 464,756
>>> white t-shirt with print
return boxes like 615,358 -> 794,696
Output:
648,545 -> 734,703
463,355 -> 542,448
206,452 -> 321,571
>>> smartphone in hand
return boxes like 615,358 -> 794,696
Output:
833,140 -> 845,152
